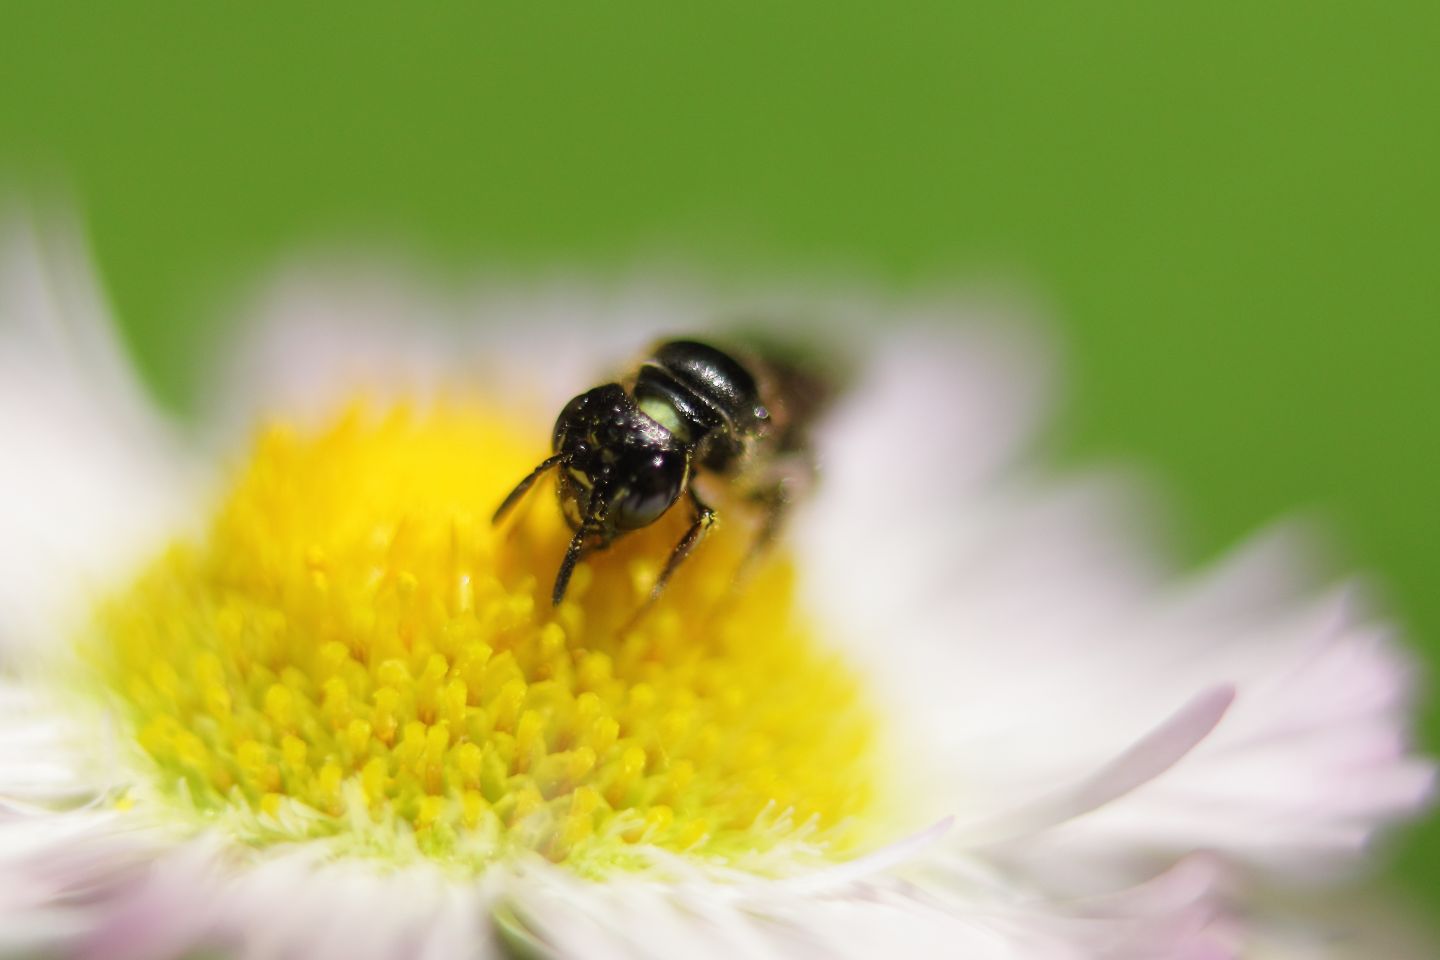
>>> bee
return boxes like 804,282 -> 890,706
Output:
493,338 -> 829,606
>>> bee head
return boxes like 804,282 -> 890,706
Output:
552,383 -> 688,540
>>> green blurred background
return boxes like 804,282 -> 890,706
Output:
3,0 -> 1437,911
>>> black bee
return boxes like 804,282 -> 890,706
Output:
493,338 -> 827,606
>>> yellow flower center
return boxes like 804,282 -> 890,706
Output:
84,403 -> 877,875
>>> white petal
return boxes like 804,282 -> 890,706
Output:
0,825 -> 506,960
0,212 -> 202,660
0,680 -> 118,805
209,260 -> 1045,437
506,853 -> 1230,960
208,263 -> 725,435
11,824 -> 1215,960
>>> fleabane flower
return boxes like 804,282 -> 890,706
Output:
0,216 -> 1432,960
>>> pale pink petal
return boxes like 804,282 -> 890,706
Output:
952,686 -> 1235,847
798,330 -> 1434,888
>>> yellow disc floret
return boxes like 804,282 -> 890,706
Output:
84,402 -> 876,875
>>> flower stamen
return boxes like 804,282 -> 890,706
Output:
82,403 -> 877,875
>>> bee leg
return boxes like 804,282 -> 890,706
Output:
552,524 -> 594,606
493,453 -> 567,525
650,488 -> 717,603
736,453 -> 814,582
737,484 -> 790,583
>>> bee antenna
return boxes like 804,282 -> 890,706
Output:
493,453 -> 568,525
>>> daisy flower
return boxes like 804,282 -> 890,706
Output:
0,214 -> 1432,959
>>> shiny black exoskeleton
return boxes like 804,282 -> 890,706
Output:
493,339 -> 821,606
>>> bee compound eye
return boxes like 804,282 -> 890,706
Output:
611,453 -> 685,530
